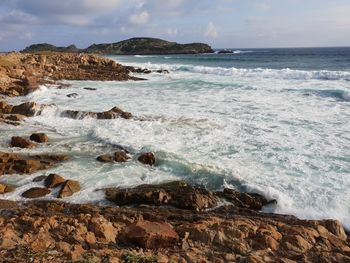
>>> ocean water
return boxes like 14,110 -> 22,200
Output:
1,47 -> 350,227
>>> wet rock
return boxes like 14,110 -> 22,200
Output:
33,175 -> 48,182
58,180 -> 81,198
114,151 -> 130,162
324,220 -> 347,240
22,187 -> 51,198
83,87 -> 97,91
216,188 -> 275,211
11,102 -> 39,117
30,133 -> 49,143
97,154 -> 114,163
0,101 -> 13,114
105,181 -> 218,211
138,152 -> 155,166
66,93 -> 79,98
44,174 -> 65,188
62,106 -> 133,120
121,221 -> 179,249
0,151 -> 68,175
0,183 -> 15,193
10,136 -> 36,149
5,114 -> 26,122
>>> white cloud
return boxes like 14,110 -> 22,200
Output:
204,22 -> 219,38
166,28 -> 178,36
128,11 -> 150,26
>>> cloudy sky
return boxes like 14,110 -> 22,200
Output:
0,0 -> 350,51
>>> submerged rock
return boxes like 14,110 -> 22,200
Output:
105,181 -> 218,211
30,133 -> 49,143
58,180 -> 81,198
138,152 -> 155,166
22,187 -> 51,198
10,136 -> 36,149
66,93 -> 79,98
96,154 -> 114,163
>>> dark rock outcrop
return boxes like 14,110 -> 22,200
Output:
96,154 -> 114,163
29,133 -> 49,143
62,106 -> 132,120
114,151 -> 130,162
105,181 -> 218,211
44,174 -> 65,188
22,187 -> 51,198
138,152 -> 155,166
10,136 -> 36,149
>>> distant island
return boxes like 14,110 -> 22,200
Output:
22,37 -> 214,55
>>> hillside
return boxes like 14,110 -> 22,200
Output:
22,37 -> 214,55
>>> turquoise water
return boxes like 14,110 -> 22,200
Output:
0,48 -> 349,227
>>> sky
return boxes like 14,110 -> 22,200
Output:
0,0 -> 350,51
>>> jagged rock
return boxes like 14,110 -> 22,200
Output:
44,174 -> 65,188
0,183 -> 15,193
105,181 -> 218,211
0,151 -> 68,175
216,188 -> 276,211
121,221 -> 179,249
114,151 -> 130,162
29,133 -> 49,143
22,187 -> 51,198
11,102 -> 39,117
138,152 -> 155,166
10,136 -> 36,149
97,154 -> 114,163
62,106 -> 132,120
58,180 -> 81,198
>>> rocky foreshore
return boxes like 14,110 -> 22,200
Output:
0,52 -> 349,262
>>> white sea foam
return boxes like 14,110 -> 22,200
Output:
123,61 -> 350,81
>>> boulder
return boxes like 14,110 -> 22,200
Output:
62,106 -> 132,120
11,102 -> 39,117
96,154 -> 114,163
114,151 -> 130,162
66,93 -> 79,98
44,174 -> 65,188
10,136 -> 35,149
0,101 -> 13,114
58,180 -> 81,198
5,114 -> 26,122
0,183 -> 15,194
29,133 -> 49,143
138,152 -> 155,166
32,175 -> 48,182
105,181 -> 218,211
121,221 -> 179,249
216,188 -> 276,211
22,187 -> 51,198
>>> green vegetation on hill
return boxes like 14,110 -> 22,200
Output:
22,38 -> 214,55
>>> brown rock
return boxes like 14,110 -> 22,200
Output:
11,102 -> 39,116
44,173 -> 65,188
5,114 -> 26,122
89,215 -> 118,242
32,175 -> 48,182
0,183 -> 15,193
29,133 -> 49,143
0,101 -> 13,114
62,106 -> 133,120
10,136 -> 36,149
114,151 -> 130,162
96,154 -> 114,163
22,187 -> 51,198
122,221 -> 179,249
106,181 -> 218,211
324,220 -> 347,241
58,180 -> 81,198
138,152 -> 155,166
13,159 -> 42,173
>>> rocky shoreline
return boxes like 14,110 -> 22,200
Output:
0,52 -> 349,262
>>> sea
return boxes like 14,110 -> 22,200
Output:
1,47 -> 350,228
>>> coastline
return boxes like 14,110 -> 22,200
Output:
0,52 -> 349,262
